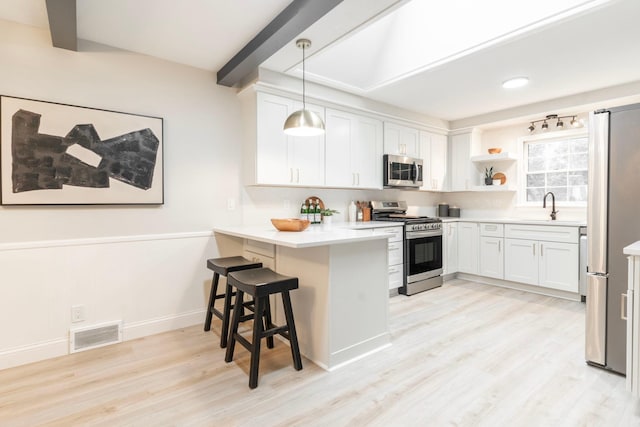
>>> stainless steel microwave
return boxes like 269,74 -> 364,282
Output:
383,154 -> 423,188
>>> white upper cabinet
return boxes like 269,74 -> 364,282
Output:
419,131 -> 448,191
255,92 -> 325,186
449,130 -> 481,191
383,122 -> 420,158
325,109 -> 383,189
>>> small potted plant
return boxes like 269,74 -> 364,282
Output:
321,208 -> 339,225
484,167 -> 494,185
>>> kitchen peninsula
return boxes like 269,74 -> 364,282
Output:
213,222 -> 402,370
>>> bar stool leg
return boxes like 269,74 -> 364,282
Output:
249,296 -> 265,389
225,289 -> 244,363
204,272 -> 220,332
282,291 -> 303,371
264,297 -> 275,349
220,282 -> 234,348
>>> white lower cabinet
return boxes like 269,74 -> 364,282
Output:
479,237 -> 504,279
443,222 -> 458,275
504,239 -> 538,285
457,222 -> 479,274
538,241 -> 579,292
479,223 -> 504,279
626,252 -> 640,397
504,224 -> 579,292
370,226 -> 404,290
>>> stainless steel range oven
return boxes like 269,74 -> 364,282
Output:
371,201 -> 443,295
404,222 -> 443,294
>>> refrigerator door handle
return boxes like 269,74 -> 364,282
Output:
587,110 -> 609,275
586,274 -> 607,366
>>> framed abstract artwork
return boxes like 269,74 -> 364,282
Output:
0,95 -> 163,205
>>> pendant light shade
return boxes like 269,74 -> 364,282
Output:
283,39 -> 325,136
284,109 -> 325,136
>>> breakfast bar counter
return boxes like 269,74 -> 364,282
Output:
213,222 -> 400,370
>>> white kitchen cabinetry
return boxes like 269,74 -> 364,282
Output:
449,130 -> 481,191
504,224 -> 579,292
419,131 -> 448,191
443,222 -> 458,275
625,248 -> 640,397
457,222 -> 479,274
256,92 -> 325,186
383,122 -> 420,158
479,223 -> 504,279
325,109 -> 383,189
372,226 -> 404,290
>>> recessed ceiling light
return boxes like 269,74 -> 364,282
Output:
502,77 -> 529,89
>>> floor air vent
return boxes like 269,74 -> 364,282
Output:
70,321 -> 122,353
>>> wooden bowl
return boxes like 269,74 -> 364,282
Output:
271,218 -> 310,232
488,148 -> 502,154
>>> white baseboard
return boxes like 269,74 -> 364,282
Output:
123,310 -> 205,341
0,310 -> 206,371
0,338 -> 69,371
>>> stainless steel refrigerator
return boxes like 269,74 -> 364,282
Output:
586,103 -> 640,375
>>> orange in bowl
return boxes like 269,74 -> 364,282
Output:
488,148 -> 502,154
271,218 -> 310,232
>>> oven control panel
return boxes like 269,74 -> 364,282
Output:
406,222 -> 442,232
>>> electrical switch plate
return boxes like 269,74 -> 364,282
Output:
284,200 -> 290,210
227,198 -> 236,211
71,305 -> 85,323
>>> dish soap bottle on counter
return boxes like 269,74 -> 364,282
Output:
356,201 -> 363,222
348,201 -> 357,222
300,202 -> 308,221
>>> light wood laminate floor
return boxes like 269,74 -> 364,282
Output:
1,279 -> 639,426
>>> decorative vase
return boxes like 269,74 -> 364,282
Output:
485,177 -> 493,185
323,216 -> 333,226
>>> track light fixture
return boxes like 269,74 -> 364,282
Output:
527,114 -> 581,133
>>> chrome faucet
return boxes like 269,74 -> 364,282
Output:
543,191 -> 559,220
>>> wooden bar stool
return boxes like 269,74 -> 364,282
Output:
225,267 -> 303,389
204,256 -> 262,348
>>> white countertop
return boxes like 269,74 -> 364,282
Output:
624,241 -> 640,256
439,217 -> 586,227
213,221 -> 404,249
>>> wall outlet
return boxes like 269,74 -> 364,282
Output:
71,305 -> 85,323
284,199 -> 290,210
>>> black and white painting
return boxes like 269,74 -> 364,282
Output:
0,96 -> 163,205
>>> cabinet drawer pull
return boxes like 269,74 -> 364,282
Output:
289,168 -> 293,183
541,243 -> 544,257
533,243 -> 535,256
296,168 -> 300,183
498,240 -> 501,252
622,293 -> 628,320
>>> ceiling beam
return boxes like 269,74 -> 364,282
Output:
217,0 -> 343,87
45,0 -> 78,51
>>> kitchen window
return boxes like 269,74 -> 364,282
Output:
520,129 -> 588,206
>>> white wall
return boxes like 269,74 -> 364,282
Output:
0,20 -> 242,368
440,115 -> 590,222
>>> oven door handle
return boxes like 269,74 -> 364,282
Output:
406,230 -> 443,239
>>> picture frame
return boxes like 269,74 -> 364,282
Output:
0,95 -> 163,205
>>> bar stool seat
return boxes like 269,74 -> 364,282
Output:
204,256 -> 262,348
225,267 -> 303,389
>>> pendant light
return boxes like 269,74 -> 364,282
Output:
283,39 -> 325,137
